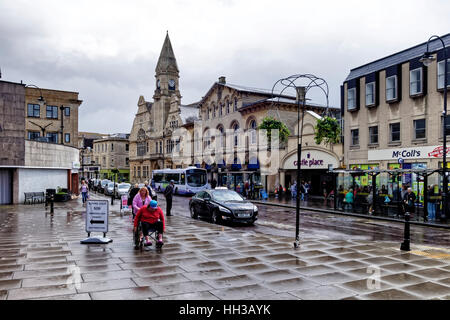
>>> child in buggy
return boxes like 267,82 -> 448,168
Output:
133,200 -> 165,250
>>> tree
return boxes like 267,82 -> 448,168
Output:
258,117 -> 290,145
314,116 -> 341,145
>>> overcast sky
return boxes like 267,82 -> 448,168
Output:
1,0 -> 449,134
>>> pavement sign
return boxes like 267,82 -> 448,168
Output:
81,200 -> 112,244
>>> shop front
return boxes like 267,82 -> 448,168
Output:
281,149 -> 340,196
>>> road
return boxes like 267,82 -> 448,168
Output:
93,192 -> 450,248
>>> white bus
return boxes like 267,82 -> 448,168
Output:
151,167 -> 209,195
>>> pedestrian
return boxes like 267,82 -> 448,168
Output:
144,180 -> 152,195
403,187 -> 416,216
427,185 -> 436,221
367,192 -> 374,215
290,181 -> 297,200
164,180 -> 175,216
132,187 -> 151,220
322,181 -> 327,199
80,180 -> 89,204
300,181 -> 305,201
211,179 -> 217,189
344,188 -> 354,211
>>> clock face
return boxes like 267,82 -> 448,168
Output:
168,79 -> 175,89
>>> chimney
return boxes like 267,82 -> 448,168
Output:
218,76 -> 226,84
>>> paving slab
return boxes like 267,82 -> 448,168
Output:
149,280 -> 213,296
152,291 -> 220,300
90,287 -> 158,300
290,285 -> 357,300
133,274 -> 191,286
203,275 -> 258,289
401,281 -> 450,298
210,284 -> 275,300
359,288 -> 422,300
7,284 -> 77,300
76,279 -> 137,294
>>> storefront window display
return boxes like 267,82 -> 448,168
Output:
388,163 -> 426,204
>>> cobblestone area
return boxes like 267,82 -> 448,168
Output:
1,201 -> 450,300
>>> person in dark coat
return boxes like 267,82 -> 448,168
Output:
403,187 -> 416,215
128,183 -> 140,218
164,180 -> 175,216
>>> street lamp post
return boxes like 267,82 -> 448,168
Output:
271,74 -> 329,248
420,35 -> 448,221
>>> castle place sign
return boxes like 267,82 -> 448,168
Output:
283,150 -> 339,170
368,146 -> 450,161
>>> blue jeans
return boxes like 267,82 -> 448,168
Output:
82,192 -> 88,203
427,202 -> 436,220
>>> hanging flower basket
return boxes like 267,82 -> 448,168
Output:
314,116 -> 341,145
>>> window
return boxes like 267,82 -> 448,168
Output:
218,127 -> 225,148
250,120 -> 257,144
365,82 -> 375,106
234,98 -> 238,111
414,119 -> 426,140
64,133 -> 70,143
103,157 -> 106,165
111,158 -> 114,166
347,88 -> 356,110
64,107 -> 70,117
219,104 -> 223,116
126,157 -> 129,166
137,166 -> 141,178
233,123 -> 240,146
137,142 -> 146,156
369,126 -> 378,144
437,60 -> 450,90
390,123 -> 401,142
28,131 -> 40,140
126,144 -> 129,151
159,141 -> 162,154
111,143 -> 114,151
46,132 -> 58,143
212,106 -> 216,118
386,75 -> 398,101
27,104 -> 40,117
226,101 -> 230,114
410,68 -> 423,95
46,106 -> 58,119
351,129 -> 359,146
95,157 -> 99,164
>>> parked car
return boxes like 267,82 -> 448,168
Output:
189,188 -> 258,225
138,183 -> 157,201
98,179 -> 111,194
115,183 -> 131,199
104,182 -> 118,196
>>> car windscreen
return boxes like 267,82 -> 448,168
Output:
212,190 -> 244,202
118,184 -> 130,190
108,183 -> 115,188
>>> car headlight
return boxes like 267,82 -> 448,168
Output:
218,206 -> 232,214
253,205 -> 258,212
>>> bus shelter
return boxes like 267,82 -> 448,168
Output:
329,168 -> 446,221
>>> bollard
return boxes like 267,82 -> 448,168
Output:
50,194 -> 54,214
400,212 -> 410,251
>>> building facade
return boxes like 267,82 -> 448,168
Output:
78,132 -> 107,180
93,134 -> 130,182
129,33 -> 198,184
25,86 -> 82,148
342,33 -> 450,195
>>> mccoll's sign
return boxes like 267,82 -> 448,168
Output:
368,145 -> 450,161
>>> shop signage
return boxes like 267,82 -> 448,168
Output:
283,150 -> 339,170
368,146 -> 448,161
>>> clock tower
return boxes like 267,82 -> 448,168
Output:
154,32 -> 181,101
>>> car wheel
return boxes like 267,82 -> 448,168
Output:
212,210 -> 221,225
190,205 -> 198,219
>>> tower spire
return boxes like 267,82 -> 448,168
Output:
155,32 -> 179,74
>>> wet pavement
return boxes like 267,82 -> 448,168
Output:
0,192 -> 450,300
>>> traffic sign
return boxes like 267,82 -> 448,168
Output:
86,200 -> 109,233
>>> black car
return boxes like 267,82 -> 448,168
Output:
189,188 -> 258,225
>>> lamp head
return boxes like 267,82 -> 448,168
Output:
419,52 -> 435,67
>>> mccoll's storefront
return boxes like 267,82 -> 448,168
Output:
346,145 -> 449,202
281,149 -> 340,196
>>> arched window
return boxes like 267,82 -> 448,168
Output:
217,126 -> 225,148
137,129 -> 146,156
234,98 -> 238,111
226,101 -> 230,114
233,122 -> 240,147
250,119 -> 257,145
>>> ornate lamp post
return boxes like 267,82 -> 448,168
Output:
271,74 -> 329,248
420,35 -> 448,221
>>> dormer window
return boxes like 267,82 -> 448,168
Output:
386,75 -> 398,102
365,82 -> 375,107
347,88 -> 356,110
410,68 -> 423,96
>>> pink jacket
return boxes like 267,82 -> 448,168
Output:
132,194 -> 151,213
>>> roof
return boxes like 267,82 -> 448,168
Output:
155,32 -> 179,73
180,103 -> 199,124
241,96 -> 339,110
306,110 -> 322,120
345,33 -> 450,82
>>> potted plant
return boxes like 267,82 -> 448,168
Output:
314,116 -> 341,146
258,117 -> 290,148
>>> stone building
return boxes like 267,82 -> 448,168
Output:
25,86 -> 82,148
93,133 -> 130,182
342,33 -> 450,195
78,131 -> 106,179
129,33 -> 199,184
